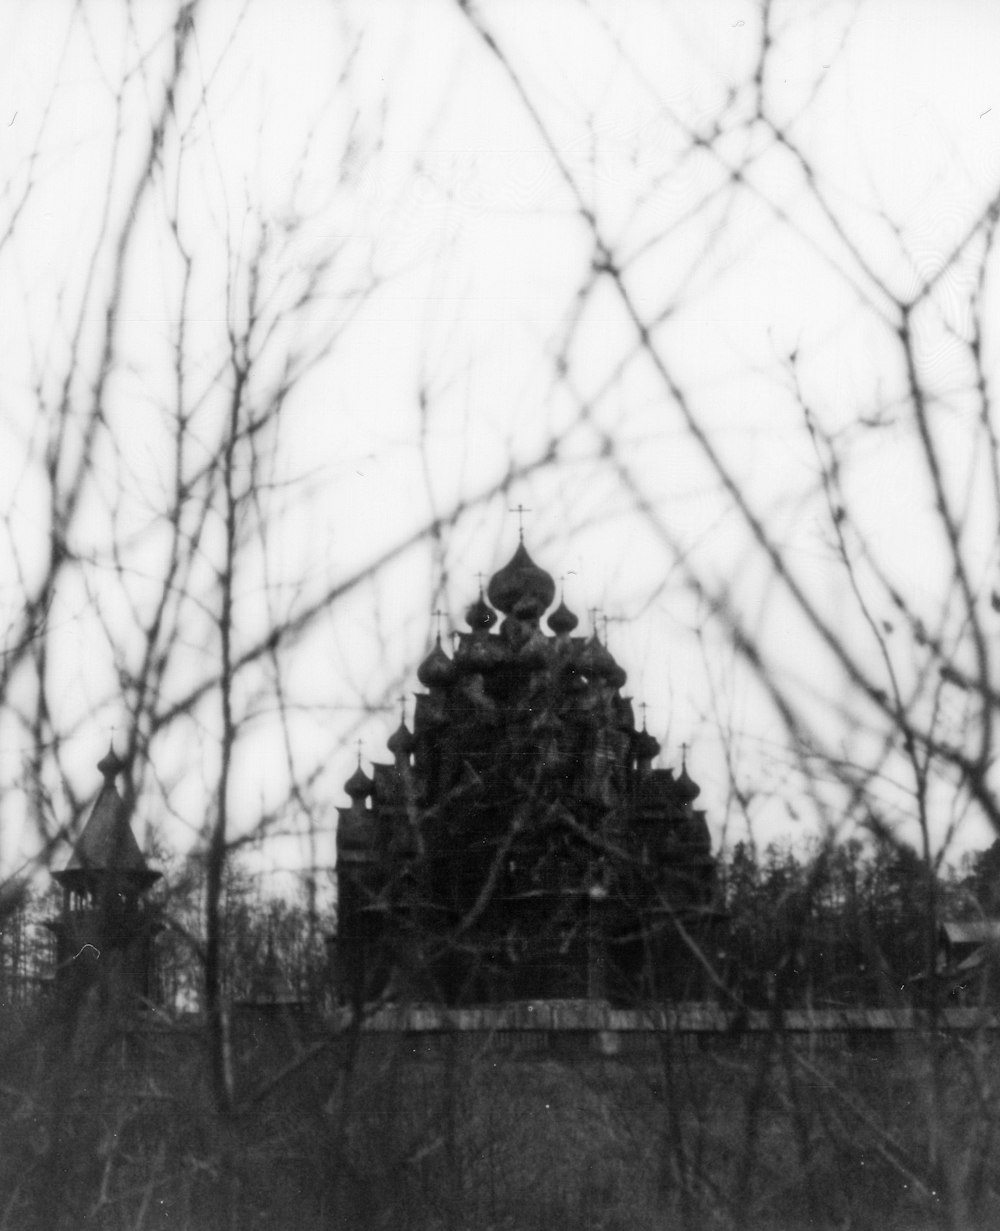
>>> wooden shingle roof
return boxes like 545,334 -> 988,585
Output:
54,747 -> 160,891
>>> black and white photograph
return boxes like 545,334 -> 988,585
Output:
1,2 -> 999,1227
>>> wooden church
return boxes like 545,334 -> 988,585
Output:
336,539 -> 719,1008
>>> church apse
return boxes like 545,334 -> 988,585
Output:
335,541 -> 719,1008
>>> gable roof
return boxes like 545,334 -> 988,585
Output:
941,920 -> 1000,946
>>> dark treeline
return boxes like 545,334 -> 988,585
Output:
0,859 -> 329,1016
719,837 -> 1000,1009
7,838 -> 1000,1016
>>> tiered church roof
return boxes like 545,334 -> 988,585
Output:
336,539 -> 717,1007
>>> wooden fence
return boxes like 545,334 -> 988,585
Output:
322,1000 -> 1000,1058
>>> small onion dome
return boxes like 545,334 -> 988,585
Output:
465,592 -> 497,630
97,744 -> 125,781
676,763 -> 701,803
387,719 -> 416,758
600,649 -> 628,690
601,652 -> 628,690
547,598 -> 579,635
344,764 -> 373,800
487,542 -> 556,618
564,665 -> 589,692
634,727 -> 661,762
579,636 -> 627,689
417,636 -> 457,688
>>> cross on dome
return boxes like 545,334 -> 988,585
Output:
509,503 -> 532,541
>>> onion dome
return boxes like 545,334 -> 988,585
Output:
547,598 -> 579,635
634,726 -> 661,763
579,635 -> 627,689
676,762 -> 701,803
97,743 -> 125,781
601,649 -> 628,691
465,592 -> 497,631
417,635 -> 457,689
387,719 -> 416,759
564,664 -> 588,692
487,543 -> 556,619
344,763 -> 373,800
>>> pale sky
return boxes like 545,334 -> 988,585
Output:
2,0 -> 999,879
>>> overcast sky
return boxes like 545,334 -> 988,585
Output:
2,0 -> 999,875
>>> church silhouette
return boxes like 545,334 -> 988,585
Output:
336,539 -> 718,1007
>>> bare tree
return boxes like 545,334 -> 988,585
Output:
442,3 -> 1000,1227
4,0 -> 1000,1227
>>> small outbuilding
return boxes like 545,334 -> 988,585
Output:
937,920 -> 1000,1003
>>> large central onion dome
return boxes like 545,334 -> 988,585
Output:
486,542 -> 556,619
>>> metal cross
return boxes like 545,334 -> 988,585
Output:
639,701 -> 649,729
432,608 -> 446,639
355,738 -> 364,766
509,503 -> 532,540
397,694 -> 407,722
680,741 -> 689,768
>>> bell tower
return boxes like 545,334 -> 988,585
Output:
48,745 -> 162,1004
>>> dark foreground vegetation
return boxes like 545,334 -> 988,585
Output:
2,996 -> 1000,1231
3,834 -> 999,1229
